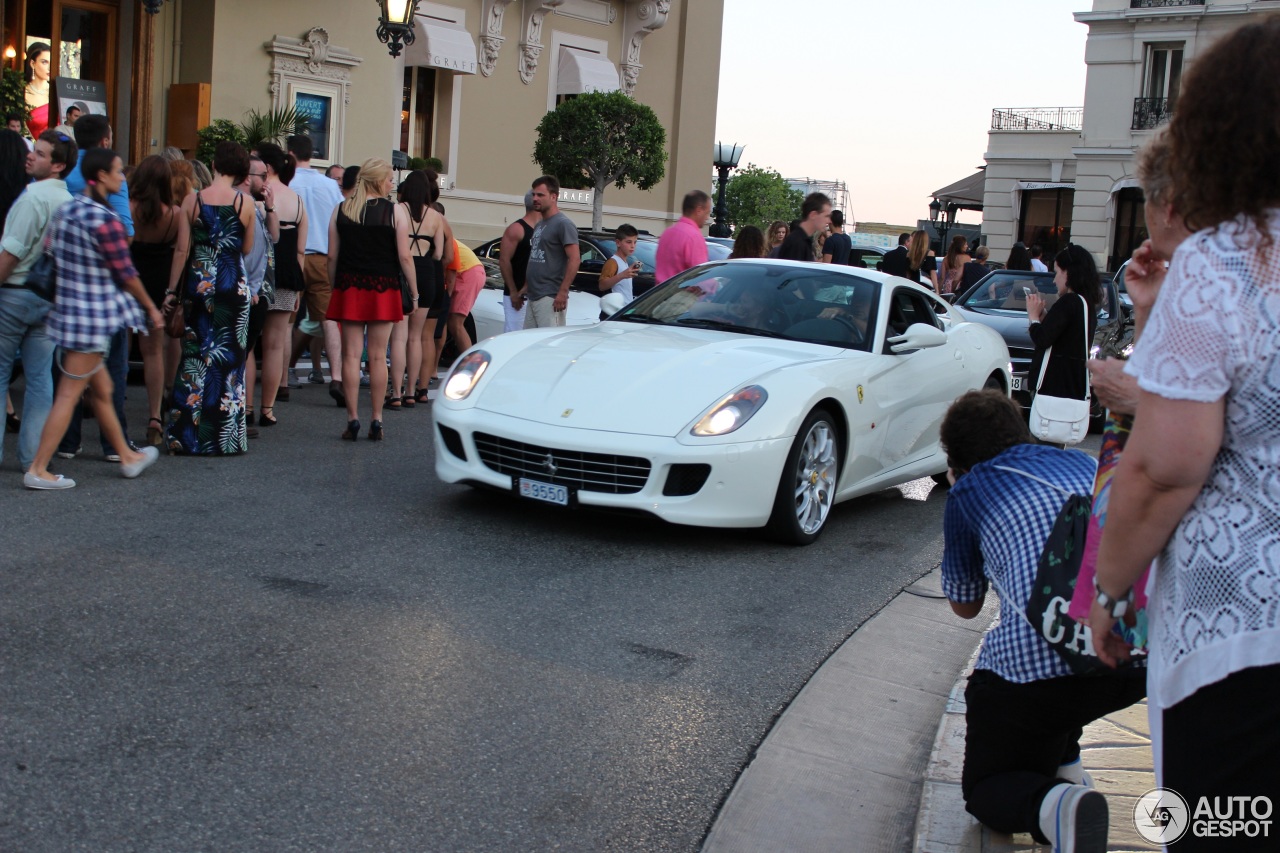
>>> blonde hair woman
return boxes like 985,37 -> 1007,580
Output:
325,158 -> 416,441
906,229 -> 939,293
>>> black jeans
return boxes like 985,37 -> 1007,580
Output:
1163,663 -> 1280,852
962,667 -> 1147,842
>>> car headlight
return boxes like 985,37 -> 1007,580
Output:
691,386 -> 768,436
443,350 -> 490,400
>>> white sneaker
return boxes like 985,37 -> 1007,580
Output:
288,368 -> 302,388
24,472 -> 76,490
121,446 -> 160,479
1040,783 -> 1108,853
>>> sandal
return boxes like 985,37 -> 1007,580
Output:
414,387 -> 430,404
384,395 -> 402,411
401,394 -> 415,409
146,417 -> 165,447
259,407 -> 277,427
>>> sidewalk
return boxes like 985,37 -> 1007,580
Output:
701,567 -> 1157,852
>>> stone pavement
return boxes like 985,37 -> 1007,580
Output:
702,566 -> 1157,852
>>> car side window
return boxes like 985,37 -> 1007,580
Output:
888,288 -> 942,334
579,242 -> 606,264
484,243 -> 501,260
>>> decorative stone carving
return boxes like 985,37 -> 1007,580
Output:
519,0 -> 568,84
480,0 -> 517,77
265,29 -> 362,160
620,0 -> 670,96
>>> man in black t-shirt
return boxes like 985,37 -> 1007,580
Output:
822,209 -> 853,265
777,192 -> 832,262
498,191 -> 541,332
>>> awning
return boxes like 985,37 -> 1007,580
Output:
931,170 -> 987,210
557,48 -> 620,95
405,18 -> 478,75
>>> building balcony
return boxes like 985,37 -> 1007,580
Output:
990,107 -> 1083,132
1132,97 -> 1173,129
1130,0 -> 1203,8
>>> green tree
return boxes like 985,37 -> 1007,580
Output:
724,164 -> 804,233
0,70 -> 29,132
532,91 -> 667,231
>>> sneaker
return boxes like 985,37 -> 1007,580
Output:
56,445 -> 82,460
120,446 -> 160,479
104,442 -> 138,463
1041,784 -> 1108,853
288,368 -> 302,388
23,471 -> 76,490
308,369 -> 325,384
359,371 -> 370,388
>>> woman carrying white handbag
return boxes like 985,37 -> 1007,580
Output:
1025,244 -> 1100,445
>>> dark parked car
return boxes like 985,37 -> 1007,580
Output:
949,269 -> 1130,429
475,229 -> 731,299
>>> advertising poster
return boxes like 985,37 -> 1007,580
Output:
54,78 -> 109,129
293,91 -> 332,162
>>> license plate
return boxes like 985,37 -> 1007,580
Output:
518,478 -> 569,506
1012,375 -> 1025,391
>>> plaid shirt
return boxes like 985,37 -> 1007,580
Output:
46,195 -> 145,352
942,443 -> 1098,683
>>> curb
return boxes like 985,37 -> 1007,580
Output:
701,567 -> 997,853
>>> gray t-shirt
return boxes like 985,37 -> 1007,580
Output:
524,212 -> 578,300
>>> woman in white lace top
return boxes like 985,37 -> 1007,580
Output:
1090,17 -> 1280,817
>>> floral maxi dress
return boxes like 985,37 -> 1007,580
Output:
166,193 -> 250,455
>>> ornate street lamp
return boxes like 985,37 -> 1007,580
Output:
140,0 -> 165,14
710,142 -> 745,238
376,0 -> 420,58
928,198 -> 958,254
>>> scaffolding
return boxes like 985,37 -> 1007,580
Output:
785,178 -> 851,218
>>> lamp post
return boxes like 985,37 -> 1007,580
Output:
710,141 -> 744,238
928,198 -> 958,254
140,0 -> 165,13
375,0 -> 420,58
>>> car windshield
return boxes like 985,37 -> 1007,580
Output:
959,272 -> 1059,314
611,261 -> 879,351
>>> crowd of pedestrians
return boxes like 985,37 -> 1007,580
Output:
1,116 -> 478,488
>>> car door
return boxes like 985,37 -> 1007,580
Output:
867,286 -> 963,472
573,240 -> 609,295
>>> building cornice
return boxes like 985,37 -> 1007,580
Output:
479,0 -> 518,77
621,1 -> 671,96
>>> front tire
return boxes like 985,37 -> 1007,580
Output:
766,408 -> 840,545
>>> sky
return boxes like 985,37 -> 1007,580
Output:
715,0 -> 1091,228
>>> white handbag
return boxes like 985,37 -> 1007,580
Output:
1028,294 -> 1091,445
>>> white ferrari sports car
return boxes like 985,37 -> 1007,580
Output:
433,260 -> 1011,544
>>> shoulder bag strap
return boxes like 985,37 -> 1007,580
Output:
1080,294 -> 1091,398
991,464 -> 1078,498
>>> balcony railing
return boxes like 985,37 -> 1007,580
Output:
1130,0 -> 1204,8
1132,97 -> 1173,129
990,107 -> 1083,131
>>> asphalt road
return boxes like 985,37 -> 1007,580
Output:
2,376 -> 960,852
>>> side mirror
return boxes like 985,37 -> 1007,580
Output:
888,323 -> 948,353
600,293 -> 627,316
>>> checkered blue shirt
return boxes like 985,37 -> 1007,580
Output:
45,195 -> 145,352
942,443 -> 1098,683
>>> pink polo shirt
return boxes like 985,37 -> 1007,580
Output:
654,216 -> 709,283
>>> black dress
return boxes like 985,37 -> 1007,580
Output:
1029,293 -> 1095,401
130,214 -> 178,305
408,212 -> 439,310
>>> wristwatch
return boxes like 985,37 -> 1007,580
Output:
1095,583 -> 1134,618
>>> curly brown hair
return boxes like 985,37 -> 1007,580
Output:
940,390 -> 1032,473
1166,16 -> 1280,236
1135,127 -> 1174,207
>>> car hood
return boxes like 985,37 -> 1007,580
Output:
476,322 -> 843,436
950,306 -> 1034,352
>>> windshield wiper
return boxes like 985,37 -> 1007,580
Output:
674,318 -> 787,338
613,313 -> 668,325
